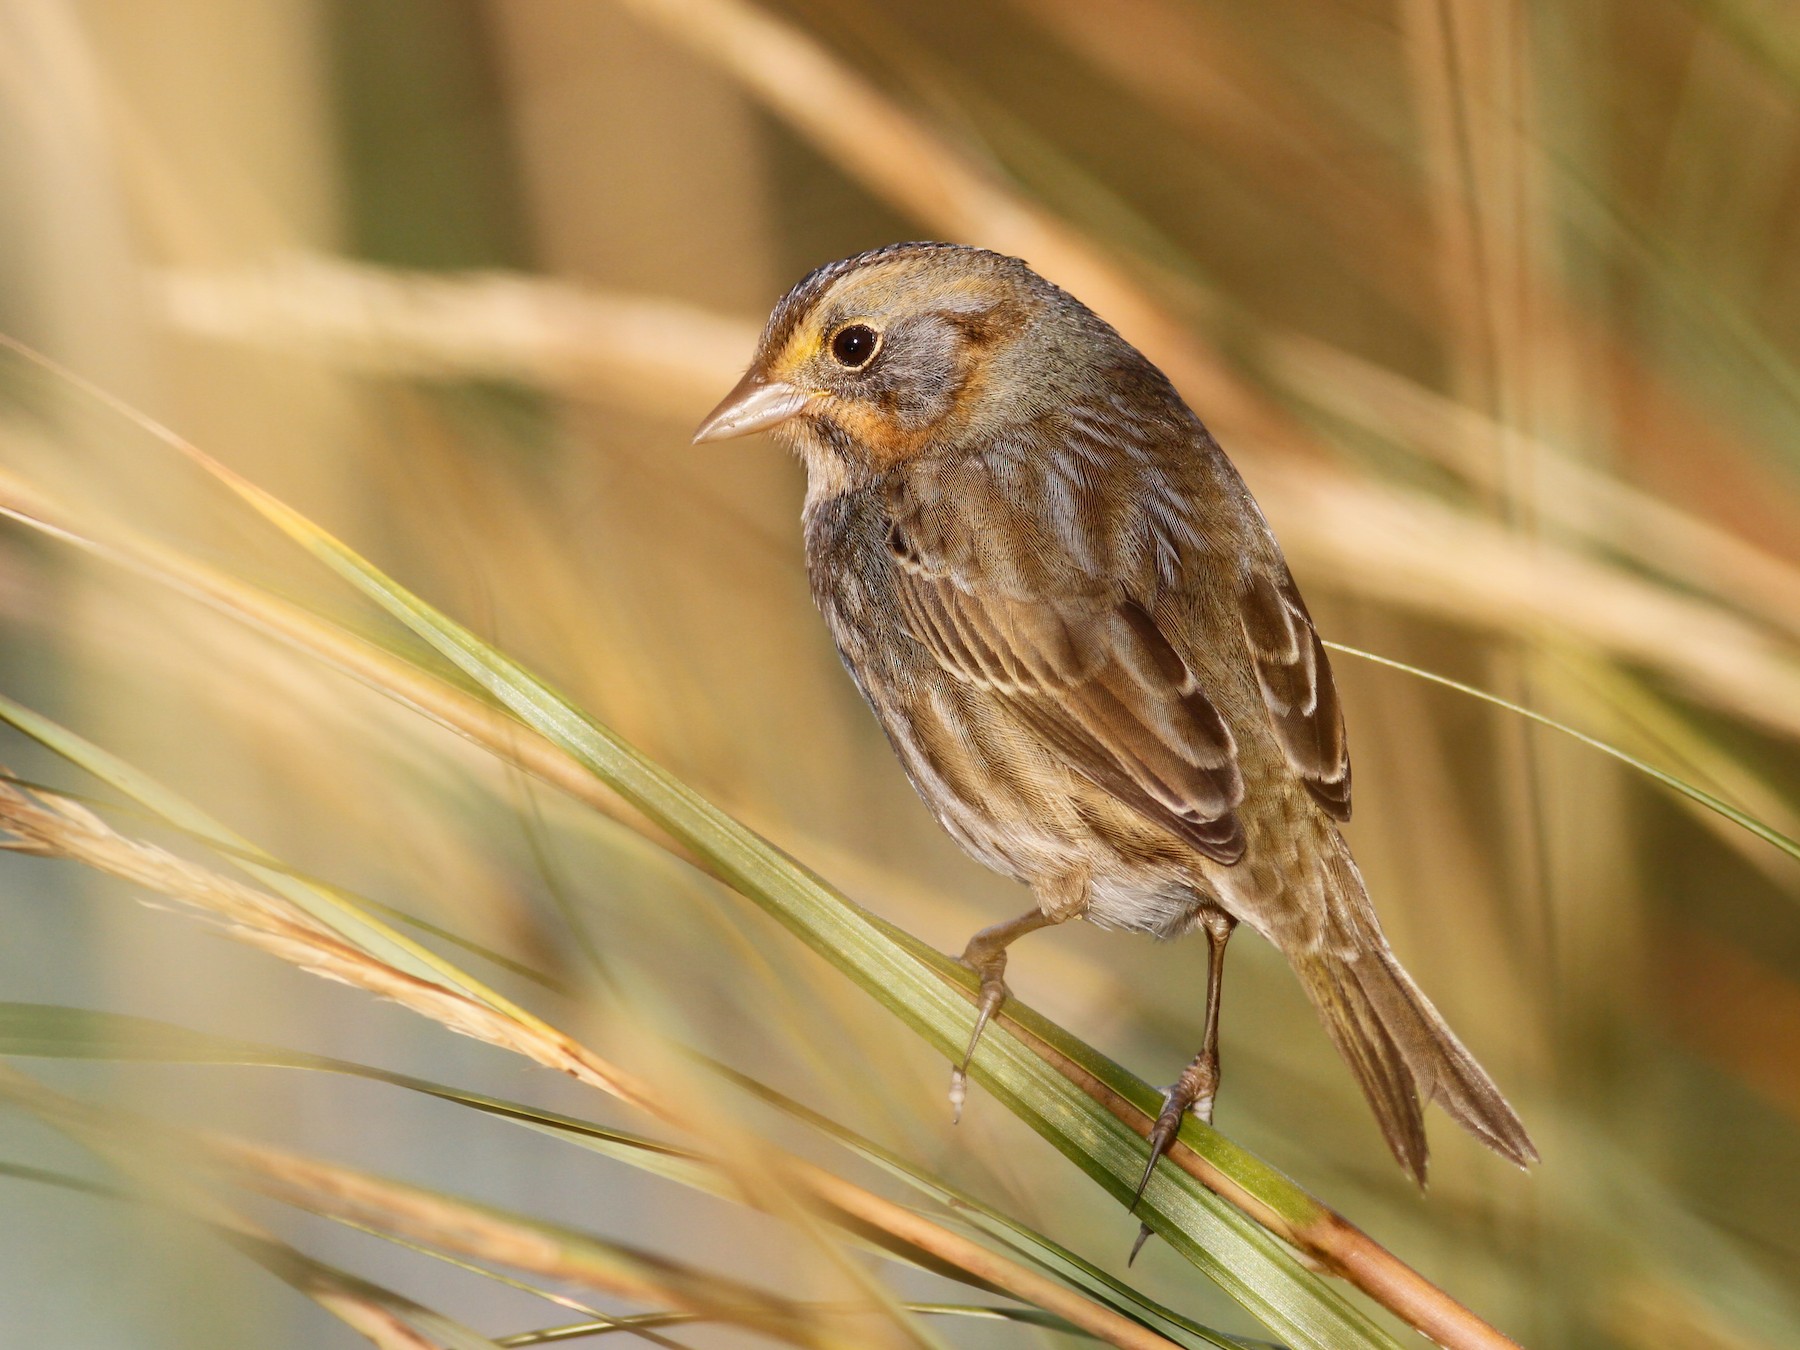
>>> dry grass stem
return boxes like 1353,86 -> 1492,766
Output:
1260,330 -> 1800,642
1258,457 -> 1800,740
155,256 -> 755,421
309,1300 -> 446,1350
145,265 -> 1800,743
203,1134 -> 844,1349
1015,0 -> 1436,321
0,777 -> 652,1102
0,454 -> 696,859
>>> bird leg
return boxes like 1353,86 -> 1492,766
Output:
949,906 -> 1055,1122
1129,908 -> 1236,1263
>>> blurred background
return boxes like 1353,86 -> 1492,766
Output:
2,0 -> 1800,1346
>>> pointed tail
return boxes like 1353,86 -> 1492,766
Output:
1289,856 -> 1537,1184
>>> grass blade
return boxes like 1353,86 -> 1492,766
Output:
701,1055 -> 1262,1350
163,407 -> 1409,1350
1325,642 -> 1800,866
496,1303 -> 1127,1346
0,1063 -> 861,1350
0,689 -> 533,1007
0,1002 -> 1264,1348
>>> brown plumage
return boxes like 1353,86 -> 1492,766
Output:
694,243 -> 1535,1199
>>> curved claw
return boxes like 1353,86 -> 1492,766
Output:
1127,1222 -> 1156,1267
1126,1085 -> 1190,1264
1130,1087 -> 1187,1212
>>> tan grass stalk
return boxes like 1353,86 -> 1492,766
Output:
141,266 -> 1800,741
202,1135 -> 845,1350
1259,330 -> 1800,641
608,0 -> 1291,452
155,255 -> 755,421
1256,455 -> 1800,740
0,458 -> 691,855
0,776 -> 1186,1350
307,1301 -> 447,1350
1014,0 -> 1442,327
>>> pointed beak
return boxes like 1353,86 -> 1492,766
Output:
691,369 -> 818,444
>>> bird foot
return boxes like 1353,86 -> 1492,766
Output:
948,951 -> 1010,1124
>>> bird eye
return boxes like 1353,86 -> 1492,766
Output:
830,324 -> 880,369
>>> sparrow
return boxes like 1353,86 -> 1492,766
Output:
694,242 -> 1535,1222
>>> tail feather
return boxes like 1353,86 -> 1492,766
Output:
1296,941 -> 1537,1185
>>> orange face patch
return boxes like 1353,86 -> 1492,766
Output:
819,397 -> 934,469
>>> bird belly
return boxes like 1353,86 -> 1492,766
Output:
1082,871 -> 1208,938
862,668 -> 1208,938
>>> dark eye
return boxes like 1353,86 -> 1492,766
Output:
830,324 -> 880,368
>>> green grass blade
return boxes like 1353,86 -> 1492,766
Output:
1325,641 -> 1800,865
0,1002 -> 719,1193
0,769 -> 568,993
0,1004 -> 1076,1305
0,1164 -> 680,1350
5,1137 -> 687,1346
700,1056 -> 1260,1350
497,1303 -> 1123,1346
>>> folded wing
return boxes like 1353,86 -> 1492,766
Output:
886,521 -> 1247,863
1238,567 -> 1351,820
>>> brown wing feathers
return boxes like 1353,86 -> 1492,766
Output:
1238,568 -> 1352,820
887,529 -> 1247,862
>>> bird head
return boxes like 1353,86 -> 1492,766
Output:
692,243 -> 1057,481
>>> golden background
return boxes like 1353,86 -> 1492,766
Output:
1,2 -> 1798,1346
